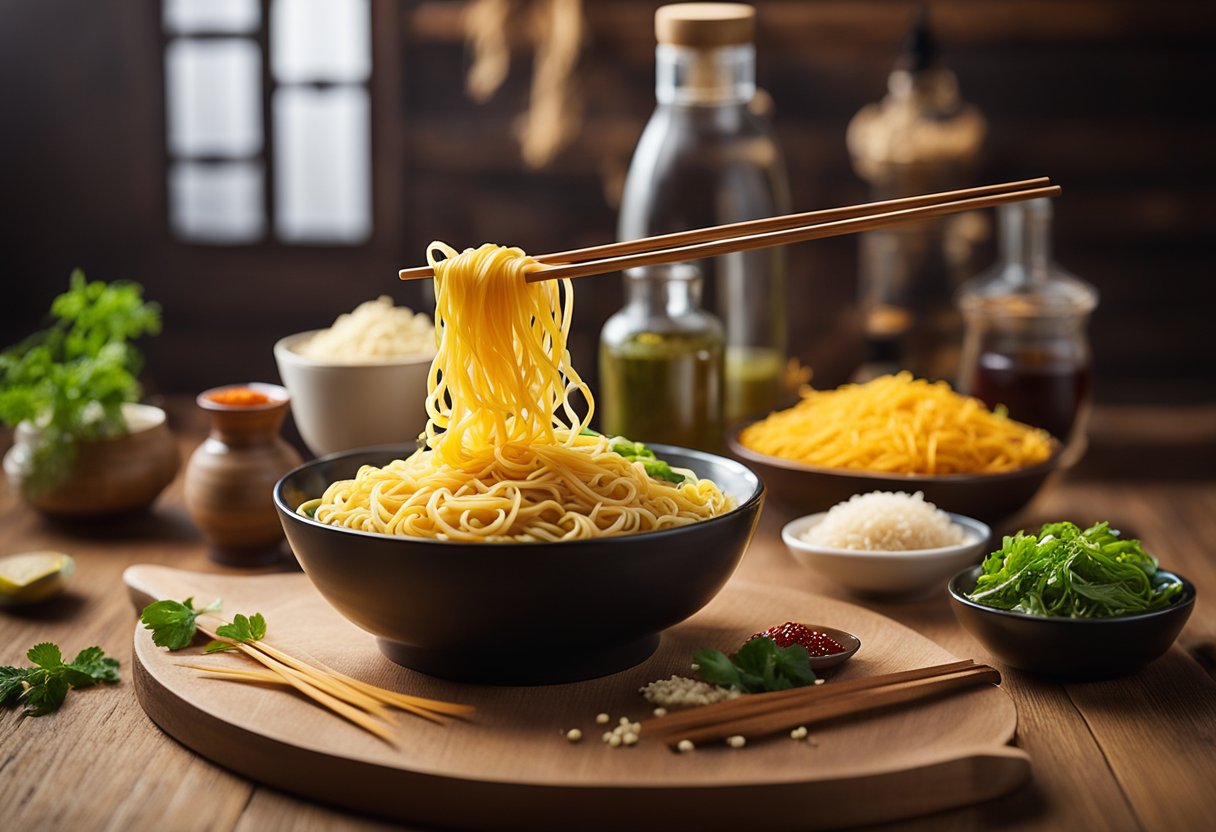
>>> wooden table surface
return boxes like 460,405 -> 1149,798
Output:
2,402 -> 1214,831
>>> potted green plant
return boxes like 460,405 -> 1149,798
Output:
0,271 -> 179,516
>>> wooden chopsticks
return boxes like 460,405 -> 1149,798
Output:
642,659 -> 1000,748
398,177 -> 1057,283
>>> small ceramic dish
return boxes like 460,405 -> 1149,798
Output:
800,625 -> 862,670
782,512 -> 991,599
948,565 -> 1196,680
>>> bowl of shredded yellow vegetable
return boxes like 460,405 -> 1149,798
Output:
730,373 -> 1063,523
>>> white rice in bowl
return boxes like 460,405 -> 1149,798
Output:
803,491 -> 968,551
294,296 -> 434,362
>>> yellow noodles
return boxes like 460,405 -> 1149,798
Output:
739,372 -> 1054,475
311,242 -> 732,542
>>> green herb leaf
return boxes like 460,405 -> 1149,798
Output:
202,640 -> 238,654
27,642 -> 64,670
23,672 -> 71,716
65,646 -> 121,686
732,637 -> 783,690
0,666 -> 34,706
967,521 -> 1184,618
609,438 -> 656,460
693,647 -> 745,690
140,597 -> 222,650
580,429 -> 691,485
215,613 -> 266,644
640,459 -> 686,484
693,637 -> 817,694
602,434 -> 688,484
772,643 -> 816,688
0,643 -> 120,716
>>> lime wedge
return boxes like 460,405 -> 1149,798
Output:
0,551 -> 74,605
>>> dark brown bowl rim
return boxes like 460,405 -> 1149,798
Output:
728,422 -> 1064,484
947,565 -> 1196,624
275,442 -> 765,549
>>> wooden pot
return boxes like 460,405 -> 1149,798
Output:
3,403 -> 180,516
184,384 -> 303,566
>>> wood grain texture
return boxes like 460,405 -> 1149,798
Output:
123,565 -> 1027,830
0,469 -> 256,832
2,404 -> 1214,830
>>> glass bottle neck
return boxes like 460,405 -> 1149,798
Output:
960,196 -> 1097,320
625,265 -> 702,316
999,201 -> 1053,284
656,43 -> 755,106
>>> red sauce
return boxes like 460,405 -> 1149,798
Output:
750,622 -> 845,657
207,387 -> 273,407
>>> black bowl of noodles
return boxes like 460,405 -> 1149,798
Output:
275,444 -> 764,685
729,424 -> 1063,526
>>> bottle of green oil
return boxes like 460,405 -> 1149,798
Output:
617,3 -> 790,424
599,264 -> 725,452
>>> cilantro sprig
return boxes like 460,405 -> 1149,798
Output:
139,596 -> 222,650
204,613 -> 267,654
139,598 -> 267,654
694,637 -> 817,694
1,643 -> 120,716
580,429 -> 688,484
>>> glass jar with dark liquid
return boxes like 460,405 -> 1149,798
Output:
958,199 -> 1098,457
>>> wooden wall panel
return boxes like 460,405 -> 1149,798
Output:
1,0 -> 1212,402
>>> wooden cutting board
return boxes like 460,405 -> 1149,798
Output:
124,565 -> 1029,830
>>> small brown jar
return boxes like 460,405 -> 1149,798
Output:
184,383 -> 303,566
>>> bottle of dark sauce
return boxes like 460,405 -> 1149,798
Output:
957,198 -> 1098,457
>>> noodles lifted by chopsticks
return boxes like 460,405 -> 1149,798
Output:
739,372 -> 1054,475
311,242 -> 732,542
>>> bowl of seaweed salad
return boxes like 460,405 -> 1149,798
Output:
948,521 -> 1194,679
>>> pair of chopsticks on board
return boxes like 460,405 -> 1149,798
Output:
398,177 -> 1059,284
641,659 -> 999,749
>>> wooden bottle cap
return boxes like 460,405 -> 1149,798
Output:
655,3 -> 756,48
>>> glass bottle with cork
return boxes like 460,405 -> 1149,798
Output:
599,263 -> 725,450
617,2 -> 790,424
957,198 -> 1098,457
847,6 -> 986,382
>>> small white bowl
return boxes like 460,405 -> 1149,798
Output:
781,512 -> 991,600
274,331 -> 433,457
